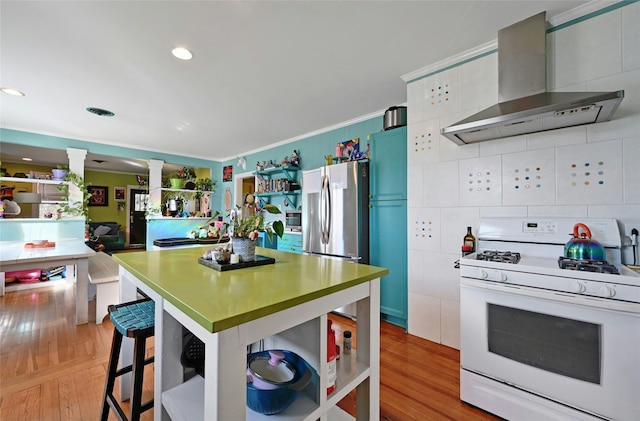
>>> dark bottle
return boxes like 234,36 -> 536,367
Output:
462,226 -> 475,256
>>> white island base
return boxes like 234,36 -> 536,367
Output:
119,265 -> 380,421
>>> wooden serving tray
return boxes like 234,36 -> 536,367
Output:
198,255 -> 275,272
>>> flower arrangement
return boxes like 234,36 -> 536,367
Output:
203,201 -> 284,243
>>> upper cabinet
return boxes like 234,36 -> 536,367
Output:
369,126 -> 407,201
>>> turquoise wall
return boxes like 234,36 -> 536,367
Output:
217,116 -> 383,211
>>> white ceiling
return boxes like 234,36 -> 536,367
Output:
1,1 -> 590,173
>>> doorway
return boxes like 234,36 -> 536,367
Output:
128,186 -> 148,248
233,171 -> 254,207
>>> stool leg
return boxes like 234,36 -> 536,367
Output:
129,336 -> 147,421
100,328 -> 123,421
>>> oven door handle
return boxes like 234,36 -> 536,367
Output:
461,278 -> 640,314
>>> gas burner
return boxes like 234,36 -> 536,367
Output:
476,250 -> 521,264
558,257 -> 620,274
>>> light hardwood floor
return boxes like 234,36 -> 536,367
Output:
0,283 -> 500,420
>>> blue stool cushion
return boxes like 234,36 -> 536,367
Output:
110,300 -> 155,336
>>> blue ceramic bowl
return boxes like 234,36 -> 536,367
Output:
246,350 -> 313,415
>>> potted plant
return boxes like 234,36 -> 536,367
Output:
203,201 -> 284,262
167,167 -> 196,189
168,173 -> 185,189
195,177 -> 216,192
52,165 -> 68,180
56,171 -> 91,220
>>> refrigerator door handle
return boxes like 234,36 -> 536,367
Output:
321,174 -> 330,244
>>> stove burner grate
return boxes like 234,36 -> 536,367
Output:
476,250 -> 521,264
558,257 -> 620,274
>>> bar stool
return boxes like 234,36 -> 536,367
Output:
100,298 -> 155,421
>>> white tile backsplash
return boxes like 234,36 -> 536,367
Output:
588,204 -> 640,219
407,165 -> 424,207
458,53 -> 498,111
623,137 -> 640,204
440,299 -> 460,349
423,160 -> 458,207
480,206 -> 528,218
407,207 -> 441,252
440,207 -> 480,255
406,3 -> 638,349
479,135 -> 527,157
407,78 -> 426,123
556,140 -> 623,205
622,2 -> 640,72
423,67 -> 459,119
407,249 -> 425,294
408,292 -> 441,343
587,69 -> 640,142
528,205 -> 588,218
527,125 -> 587,150
407,119 -> 440,165
551,9 -> 622,88
458,155 -> 502,207
502,149 -> 556,206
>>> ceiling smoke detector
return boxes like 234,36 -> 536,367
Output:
86,107 -> 115,117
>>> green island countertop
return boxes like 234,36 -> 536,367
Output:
113,247 -> 388,333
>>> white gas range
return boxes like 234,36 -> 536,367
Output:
459,218 -> 640,421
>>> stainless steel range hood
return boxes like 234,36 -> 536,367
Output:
441,12 -> 624,145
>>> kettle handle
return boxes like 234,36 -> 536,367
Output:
572,223 -> 592,239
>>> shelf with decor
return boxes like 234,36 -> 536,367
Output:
253,166 -> 301,208
1,177 -> 69,218
253,165 -> 300,181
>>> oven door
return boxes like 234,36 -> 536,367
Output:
461,278 -> 640,421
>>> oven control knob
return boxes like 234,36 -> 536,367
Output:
573,282 -> 586,293
600,286 -> 615,298
498,272 -> 507,282
479,270 -> 488,279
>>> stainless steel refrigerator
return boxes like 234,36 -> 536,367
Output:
302,161 -> 369,318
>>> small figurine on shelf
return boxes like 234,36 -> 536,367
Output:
290,150 -> 300,167
265,160 -> 275,169
256,161 -> 264,171
281,156 -> 290,166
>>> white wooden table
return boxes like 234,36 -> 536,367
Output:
0,239 -> 95,324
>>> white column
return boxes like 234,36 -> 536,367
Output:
66,148 -> 87,211
147,159 -> 164,215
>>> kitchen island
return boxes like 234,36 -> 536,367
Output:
113,246 -> 387,421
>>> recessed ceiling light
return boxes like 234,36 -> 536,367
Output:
172,47 -> 193,60
22,157 -> 33,161
86,107 -> 115,117
1,87 -> 25,96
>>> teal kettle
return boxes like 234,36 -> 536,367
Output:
564,223 -> 606,261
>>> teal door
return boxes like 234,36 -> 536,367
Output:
369,126 -> 407,201
370,199 -> 407,327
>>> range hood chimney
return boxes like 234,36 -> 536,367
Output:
441,12 -> 624,145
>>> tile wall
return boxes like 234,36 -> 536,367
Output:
405,2 -> 640,349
